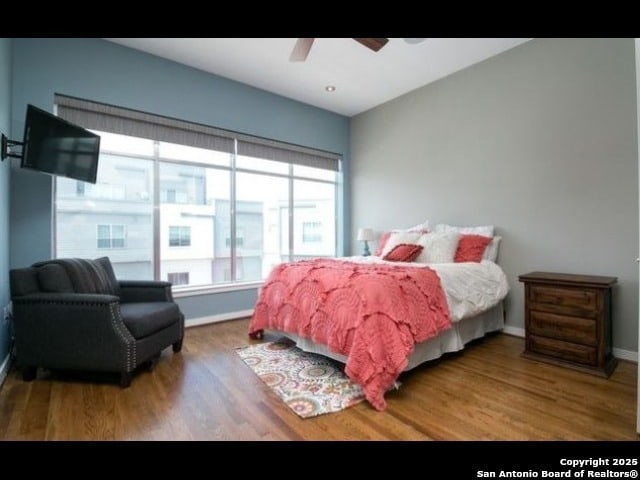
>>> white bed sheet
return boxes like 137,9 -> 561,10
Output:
334,256 -> 509,322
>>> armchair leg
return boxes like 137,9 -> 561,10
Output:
22,366 -> 37,382
172,338 -> 183,353
119,372 -> 132,388
145,353 -> 161,372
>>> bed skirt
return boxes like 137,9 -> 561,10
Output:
278,302 -> 505,371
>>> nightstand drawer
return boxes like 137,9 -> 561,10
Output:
528,334 -> 597,366
530,285 -> 598,311
529,311 -> 597,346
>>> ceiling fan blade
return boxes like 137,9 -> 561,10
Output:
290,38 -> 315,62
353,38 -> 389,52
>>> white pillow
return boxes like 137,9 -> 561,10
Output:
483,236 -> 501,262
414,232 -> 461,264
380,230 -> 424,258
406,220 -> 430,232
434,223 -> 495,237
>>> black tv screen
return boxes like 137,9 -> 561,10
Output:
21,104 -> 100,184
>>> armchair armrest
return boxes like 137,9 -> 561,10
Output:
11,292 -> 137,373
118,280 -> 174,303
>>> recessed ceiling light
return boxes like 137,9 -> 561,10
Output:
404,38 -> 426,45
325,85 -> 336,92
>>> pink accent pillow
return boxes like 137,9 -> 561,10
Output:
374,231 -> 392,256
375,229 -> 430,257
383,244 -> 424,262
455,234 -> 493,263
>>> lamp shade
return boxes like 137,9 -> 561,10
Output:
357,228 -> 374,242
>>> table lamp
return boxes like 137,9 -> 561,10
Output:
357,228 -> 373,256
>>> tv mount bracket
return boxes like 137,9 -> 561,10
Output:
1,133 -> 23,161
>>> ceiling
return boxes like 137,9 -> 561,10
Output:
106,38 -> 531,117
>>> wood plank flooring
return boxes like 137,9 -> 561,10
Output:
0,318 -> 637,440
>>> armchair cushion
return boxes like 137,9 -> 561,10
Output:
32,258 -> 117,296
120,302 -> 182,339
37,264 -> 75,293
95,257 -> 121,297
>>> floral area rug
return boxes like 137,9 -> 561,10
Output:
236,338 -> 365,418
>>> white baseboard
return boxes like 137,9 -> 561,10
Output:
185,309 -> 254,328
502,326 -> 525,337
0,353 -> 10,389
501,325 -> 637,363
613,348 -> 638,363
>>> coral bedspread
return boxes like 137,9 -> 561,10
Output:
249,258 -> 451,410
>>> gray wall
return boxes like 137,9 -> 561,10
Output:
0,39 -> 11,363
351,38 -> 639,352
9,38 -> 350,320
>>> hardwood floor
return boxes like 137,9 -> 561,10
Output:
0,318 -> 637,440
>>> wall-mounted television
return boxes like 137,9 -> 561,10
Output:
21,104 -> 100,184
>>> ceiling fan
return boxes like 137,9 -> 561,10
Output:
289,38 -> 389,62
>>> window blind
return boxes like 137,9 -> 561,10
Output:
55,94 -> 341,171
236,135 -> 340,172
55,94 -> 234,153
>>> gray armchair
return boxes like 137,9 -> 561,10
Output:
9,257 -> 184,387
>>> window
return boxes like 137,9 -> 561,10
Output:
160,161 -> 229,287
164,189 -> 177,203
57,153 -> 153,280
54,96 -> 340,290
169,226 -> 191,247
225,227 -> 244,247
294,180 -> 335,259
168,272 -> 189,286
236,171 -> 288,281
302,222 -> 322,243
97,224 -> 125,249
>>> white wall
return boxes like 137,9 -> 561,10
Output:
634,37 -> 640,434
351,38 -> 639,352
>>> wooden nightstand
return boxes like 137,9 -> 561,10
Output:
518,271 -> 617,377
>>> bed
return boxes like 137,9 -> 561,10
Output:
248,226 -> 509,411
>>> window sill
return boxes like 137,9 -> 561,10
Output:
172,280 -> 263,298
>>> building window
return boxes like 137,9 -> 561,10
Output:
164,189 -> 177,203
168,272 -> 189,286
97,224 -> 125,249
225,227 -> 244,248
302,222 -> 322,243
169,226 -> 191,247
